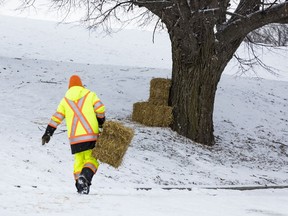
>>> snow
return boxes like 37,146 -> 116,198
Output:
0,14 -> 288,215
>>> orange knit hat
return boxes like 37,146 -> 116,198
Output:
68,75 -> 83,89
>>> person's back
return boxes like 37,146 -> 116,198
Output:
42,75 -> 106,194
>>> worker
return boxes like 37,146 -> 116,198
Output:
41,75 -> 105,194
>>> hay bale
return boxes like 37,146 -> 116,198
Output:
132,102 -> 173,127
92,121 -> 134,168
148,78 -> 171,106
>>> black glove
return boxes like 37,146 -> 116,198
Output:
42,133 -> 50,145
97,116 -> 105,126
41,125 -> 56,145
97,116 -> 105,134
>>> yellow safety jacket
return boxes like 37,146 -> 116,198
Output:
49,86 -> 105,148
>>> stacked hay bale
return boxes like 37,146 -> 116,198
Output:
148,78 -> 171,106
92,121 -> 134,168
132,78 -> 173,127
132,102 -> 172,127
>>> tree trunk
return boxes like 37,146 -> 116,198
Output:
168,29 -> 231,146
135,0 -> 288,146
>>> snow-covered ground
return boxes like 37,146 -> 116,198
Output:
0,15 -> 288,215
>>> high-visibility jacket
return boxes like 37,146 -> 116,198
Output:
48,86 -> 105,152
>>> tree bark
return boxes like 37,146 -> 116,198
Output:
135,1 -> 288,146
168,21 -> 232,146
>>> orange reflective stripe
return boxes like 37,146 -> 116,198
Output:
49,119 -> 59,128
69,134 -> 98,145
77,95 -> 85,109
83,162 -> 97,173
49,112 -> 65,128
96,112 -> 105,118
65,92 -> 94,138
53,112 -> 65,121
70,96 -> 86,136
70,116 -> 78,137
94,100 -> 104,111
74,171 -> 81,180
77,94 -> 93,134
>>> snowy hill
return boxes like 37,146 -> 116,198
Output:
0,15 -> 288,215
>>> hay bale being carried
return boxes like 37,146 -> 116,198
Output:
148,78 -> 171,106
132,102 -> 173,127
92,121 -> 134,168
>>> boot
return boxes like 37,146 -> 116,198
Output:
77,175 -> 90,195
76,168 -> 94,194
81,167 -> 94,184
75,180 -> 84,194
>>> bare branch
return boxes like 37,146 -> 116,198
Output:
218,2 -> 288,45
225,11 -> 247,19
247,23 -> 288,46
241,31 -> 287,75
233,41 -> 280,78
265,0 -> 279,10
134,0 -> 172,4
18,0 -> 37,10
152,17 -> 161,43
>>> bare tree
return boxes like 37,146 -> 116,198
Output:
248,24 -> 288,46
21,0 -> 288,146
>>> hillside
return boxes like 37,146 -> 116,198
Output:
0,15 -> 288,216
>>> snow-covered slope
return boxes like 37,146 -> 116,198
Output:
0,15 -> 171,68
0,15 -> 288,216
